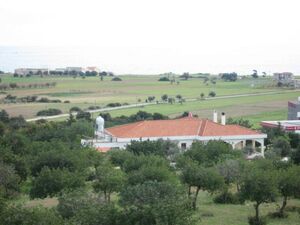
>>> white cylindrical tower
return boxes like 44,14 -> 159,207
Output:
221,112 -> 226,125
213,110 -> 218,123
95,116 -> 105,137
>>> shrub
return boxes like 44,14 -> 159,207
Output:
213,191 -> 242,204
69,106 -> 81,112
37,97 -> 50,103
248,216 -> 267,225
208,91 -> 216,97
111,76 -> 122,81
158,77 -> 170,81
36,108 -> 62,116
106,103 -> 122,107
64,100 -> 70,103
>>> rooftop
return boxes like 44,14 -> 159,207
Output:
106,116 -> 262,138
261,120 -> 300,131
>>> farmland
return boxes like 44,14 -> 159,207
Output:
0,74 -> 299,126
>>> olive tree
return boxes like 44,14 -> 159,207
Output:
181,160 -> 224,209
276,165 -> 300,217
240,166 -> 278,223
93,162 -> 126,203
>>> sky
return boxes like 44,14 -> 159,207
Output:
0,0 -> 300,74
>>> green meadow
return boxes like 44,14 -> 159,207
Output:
1,75 -> 299,126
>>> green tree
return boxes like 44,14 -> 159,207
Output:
0,162 -> 20,199
168,97 -> 175,104
120,181 -> 194,225
272,136 -> 291,157
276,165 -> 300,217
93,162 -> 126,203
161,94 -> 168,102
208,91 -> 216,97
181,161 -> 224,209
240,166 -> 278,222
0,110 -> 9,123
127,163 -> 177,186
200,92 -> 205,100
0,205 -> 65,225
30,167 -> 85,199
291,146 -> 300,164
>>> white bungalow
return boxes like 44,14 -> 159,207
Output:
81,111 -> 267,156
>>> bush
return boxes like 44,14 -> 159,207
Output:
111,77 -> 122,81
213,191 -> 242,204
248,216 -> 267,225
37,97 -> 50,103
36,108 -> 62,116
208,91 -> 216,97
268,211 -> 288,218
158,77 -> 170,81
64,100 -> 70,103
69,106 -> 81,112
106,102 -> 122,107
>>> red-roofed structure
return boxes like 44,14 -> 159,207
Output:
81,113 -> 267,155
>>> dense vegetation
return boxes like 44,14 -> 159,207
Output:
0,109 -> 300,225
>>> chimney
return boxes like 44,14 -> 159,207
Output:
213,110 -> 218,123
221,112 -> 226,125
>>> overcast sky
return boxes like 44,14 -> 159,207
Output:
1,0 -> 300,74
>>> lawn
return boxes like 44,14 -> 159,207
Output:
196,191 -> 300,225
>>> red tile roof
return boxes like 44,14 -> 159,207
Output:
96,147 -> 111,153
105,117 -> 261,138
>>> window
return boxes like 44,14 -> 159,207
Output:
181,143 -> 187,150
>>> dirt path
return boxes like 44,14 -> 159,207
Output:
26,90 -> 299,122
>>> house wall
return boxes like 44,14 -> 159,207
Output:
82,134 -> 267,155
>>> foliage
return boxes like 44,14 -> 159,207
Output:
126,139 -> 179,160
213,191 -> 242,204
111,76 -> 122,81
276,165 -> 300,216
0,205 -> 65,225
208,91 -> 216,97
93,162 -> 126,202
183,141 -> 239,166
127,163 -> 177,186
158,77 -> 170,81
180,160 -> 224,209
240,164 -> 278,221
57,189 -> 104,219
220,72 -> 238,82
291,145 -> 300,165
227,117 -> 253,128
30,167 -> 85,199
120,181 -> 194,225
36,108 -> 62,116
272,136 -> 291,157
0,162 -> 20,199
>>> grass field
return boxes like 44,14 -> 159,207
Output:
1,75 -> 299,126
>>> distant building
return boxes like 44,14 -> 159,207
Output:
66,67 -> 85,73
81,111 -> 267,156
86,67 -> 100,73
261,120 -> 300,134
273,72 -> 294,82
288,97 -> 300,120
261,97 -> 300,133
273,72 -> 300,88
14,68 -> 48,76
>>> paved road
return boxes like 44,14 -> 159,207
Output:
26,90 -> 299,122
